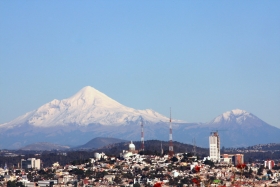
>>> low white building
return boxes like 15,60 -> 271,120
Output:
120,141 -> 139,159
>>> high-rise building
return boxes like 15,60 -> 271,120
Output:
209,131 -> 220,162
21,158 -> 41,170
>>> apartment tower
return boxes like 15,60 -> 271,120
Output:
209,131 -> 220,162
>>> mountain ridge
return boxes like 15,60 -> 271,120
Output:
19,142 -> 70,151
0,86 -> 174,128
0,86 -> 279,149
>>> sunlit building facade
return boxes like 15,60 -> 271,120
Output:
209,132 -> 220,162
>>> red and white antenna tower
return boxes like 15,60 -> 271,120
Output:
169,108 -> 174,157
141,117 -> 144,151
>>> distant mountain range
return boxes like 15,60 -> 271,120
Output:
17,138 -> 209,157
175,109 -> 280,148
20,142 -> 70,151
0,86 -> 279,149
18,137 -> 126,151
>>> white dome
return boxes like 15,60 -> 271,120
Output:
94,152 -> 100,160
129,141 -> 135,151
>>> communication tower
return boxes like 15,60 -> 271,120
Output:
192,138 -> 196,156
169,108 -> 174,157
141,117 -> 144,151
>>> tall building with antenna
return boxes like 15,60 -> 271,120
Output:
169,108 -> 174,158
209,131 -> 220,162
141,117 -> 144,151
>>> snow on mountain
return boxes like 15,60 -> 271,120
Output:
0,86 -> 172,128
0,86 -> 279,149
195,109 -> 280,147
206,108 -> 268,129
211,109 -> 254,124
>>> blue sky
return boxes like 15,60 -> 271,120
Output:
1,1 -> 280,128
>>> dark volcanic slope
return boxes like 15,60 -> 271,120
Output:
75,137 -> 127,149
20,142 -> 70,151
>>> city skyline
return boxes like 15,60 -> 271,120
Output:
0,1 -> 279,128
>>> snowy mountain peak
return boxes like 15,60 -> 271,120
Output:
67,86 -> 122,108
212,109 -> 253,124
1,86 -> 171,128
74,86 -> 101,98
231,109 -> 248,116
222,109 -> 249,119
72,86 -> 107,100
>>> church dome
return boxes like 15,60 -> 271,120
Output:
129,141 -> 135,151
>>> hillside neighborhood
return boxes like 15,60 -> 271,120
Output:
0,140 -> 279,187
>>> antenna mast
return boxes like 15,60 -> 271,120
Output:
169,108 -> 174,157
192,138 -> 196,156
141,117 -> 144,151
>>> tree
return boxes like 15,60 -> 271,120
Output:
267,170 -> 273,176
180,157 -> 187,162
85,169 -> 94,177
186,153 -> 193,157
7,181 -> 16,187
133,183 -> 140,187
15,170 -> 21,175
257,166 -> 264,176
171,156 -> 178,162
143,166 -> 149,171
7,181 -> 24,187
249,167 -> 253,174
181,177 -> 191,186
16,182 -> 24,187
204,159 -> 214,168
122,172 -> 134,179
114,175 -> 122,184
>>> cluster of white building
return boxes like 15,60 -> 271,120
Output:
21,158 -> 41,170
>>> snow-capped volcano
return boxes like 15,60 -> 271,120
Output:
0,87 -> 279,149
211,109 -> 256,124
1,86 -> 170,128
206,109 -> 268,129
